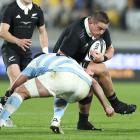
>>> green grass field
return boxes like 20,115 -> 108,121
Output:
0,81 -> 140,140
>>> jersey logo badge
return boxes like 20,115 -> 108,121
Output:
16,15 -> 21,18
31,13 -> 38,18
8,56 -> 16,62
20,21 -> 32,25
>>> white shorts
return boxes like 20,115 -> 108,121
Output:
24,71 -> 90,103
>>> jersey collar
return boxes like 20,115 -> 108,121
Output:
84,17 -> 96,40
84,17 -> 92,37
16,0 -> 33,15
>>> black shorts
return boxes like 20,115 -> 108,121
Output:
1,46 -> 32,71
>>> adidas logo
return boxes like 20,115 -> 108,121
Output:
16,15 -> 21,18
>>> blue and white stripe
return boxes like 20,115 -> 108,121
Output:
22,53 -> 92,86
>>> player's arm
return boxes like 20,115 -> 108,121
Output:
9,58 -> 37,94
103,29 -> 114,61
91,79 -> 114,117
90,44 -> 114,63
10,74 -> 29,92
38,24 -> 49,54
104,44 -> 114,60
0,23 -> 31,51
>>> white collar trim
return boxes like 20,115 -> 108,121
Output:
16,0 -> 32,14
84,17 -> 96,39
84,17 -> 92,37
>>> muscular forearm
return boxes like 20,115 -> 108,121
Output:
104,45 -> 114,60
38,25 -> 49,53
10,74 -> 29,91
0,30 -> 19,44
92,79 -> 109,109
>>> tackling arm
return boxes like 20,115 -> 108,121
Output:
91,79 -> 114,117
10,74 -> 29,92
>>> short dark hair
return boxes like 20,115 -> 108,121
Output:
91,11 -> 110,24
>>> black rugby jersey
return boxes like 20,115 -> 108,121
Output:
1,1 -> 44,50
53,18 -> 112,63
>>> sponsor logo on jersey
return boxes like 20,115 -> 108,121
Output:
20,21 -> 32,25
31,13 -> 38,18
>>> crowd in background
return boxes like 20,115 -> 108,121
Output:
0,0 -> 140,30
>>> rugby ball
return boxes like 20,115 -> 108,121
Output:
86,39 -> 106,61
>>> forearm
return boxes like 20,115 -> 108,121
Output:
39,26 -> 49,53
0,31 -> 19,44
10,74 -> 29,91
104,45 -> 114,60
92,79 -> 109,109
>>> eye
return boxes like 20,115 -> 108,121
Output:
97,26 -> 104,31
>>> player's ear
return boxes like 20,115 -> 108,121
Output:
88,17 -> 93,24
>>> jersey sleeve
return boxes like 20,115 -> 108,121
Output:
36,7 -> 45,27
102,29 -> 112,49
1,6 -> 13,25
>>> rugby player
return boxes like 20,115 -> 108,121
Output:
50,11 -> 136,133
0,0 -> 48,126
0,53 -> 114,128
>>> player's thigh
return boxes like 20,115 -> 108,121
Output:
7,64 -> 21,82
20,50 -> 32,71
87,61 -> 108,75
23,77 -> 51,98
1,46 -> 20,69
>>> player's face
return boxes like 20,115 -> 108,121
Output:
90,21 -> 109,38
21,0 -> 32,5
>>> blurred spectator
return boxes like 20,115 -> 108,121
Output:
94,0 -> 127,27
121,0 -> 140,30
0,0 -> 15,22
33,0 -> 43,6
44,0 -> 74,28
3,0 -> 139,30
133,0 -> 140,9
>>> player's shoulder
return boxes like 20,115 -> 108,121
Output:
104,29 -> 110,36
101,29 -> 111,39
32,3 -> 43,12
66,18 -> 85,35
70,18 -> 85,28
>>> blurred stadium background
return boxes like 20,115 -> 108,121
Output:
0,1 -> 140,140
0,0 -> 140,82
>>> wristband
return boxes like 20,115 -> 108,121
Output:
42,47 -> 49,54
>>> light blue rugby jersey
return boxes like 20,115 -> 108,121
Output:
22,53 -> 92,86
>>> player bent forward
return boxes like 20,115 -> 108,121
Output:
0,53 -> 114,129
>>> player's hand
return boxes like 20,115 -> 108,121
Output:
104,105 -> 114,117
90,51 -> 104,63
16,39 -> 32,51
